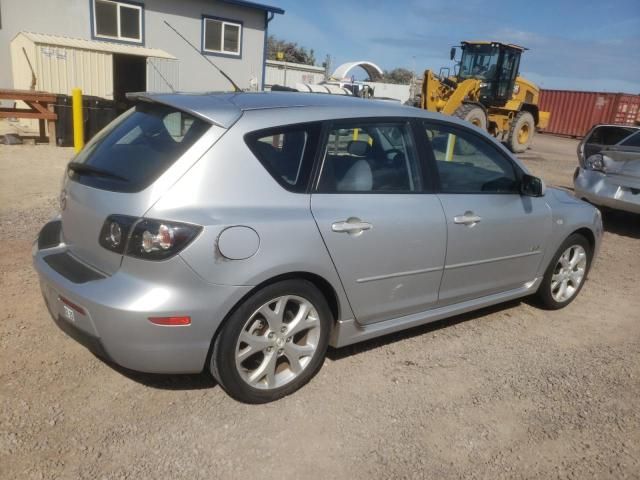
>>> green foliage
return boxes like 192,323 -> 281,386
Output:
267,36 -> 316,66
380,68 -> 414,84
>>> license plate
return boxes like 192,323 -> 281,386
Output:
62,304 -> 75,322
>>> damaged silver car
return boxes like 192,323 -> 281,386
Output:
574,124 -> 640,214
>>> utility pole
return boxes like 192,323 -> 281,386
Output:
323,54 -> 332,81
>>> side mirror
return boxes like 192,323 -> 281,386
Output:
450,47 -> 456,61
520,174 -> 545,197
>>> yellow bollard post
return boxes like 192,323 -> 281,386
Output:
72,88 -> 84,153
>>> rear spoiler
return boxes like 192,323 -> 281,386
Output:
126,92 -> 242,129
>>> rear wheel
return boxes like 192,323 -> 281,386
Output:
536,234 -> 592,309
508,111 -> 535,153
210,280 -> 332,403
454,103 -> 487,130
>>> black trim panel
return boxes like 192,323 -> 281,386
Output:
43,252 -> 106,284
38,221 -> 62,250
52,314 -> 110,361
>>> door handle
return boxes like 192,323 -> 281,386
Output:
454,211 -> 482,226
332,218 -> 373,235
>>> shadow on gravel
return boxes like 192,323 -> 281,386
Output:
97,357 -> 216,390
601,208 -> 640,240
327,299 -> 522,362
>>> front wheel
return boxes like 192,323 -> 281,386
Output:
210,280 -> 332,403
508,111 -> 535,153
536,234 -> 592,309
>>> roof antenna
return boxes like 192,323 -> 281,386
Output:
164,20 -> 241,92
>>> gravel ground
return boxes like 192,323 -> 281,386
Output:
1,135 -> 639,480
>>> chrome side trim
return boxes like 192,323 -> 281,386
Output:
356,266 -> 443,284
445,250 -> 541,270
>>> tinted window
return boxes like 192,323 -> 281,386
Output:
245,124 -> 320,193
70,104 -> 210,193
95,0 -> 118,37
588,126 -> 636,145
119,5 -> 141,40
619,131 -> 640,148
94,0 -> 142,42
424,122 -> 519,194
317,122 -> 422,193
203,18 -> 241,55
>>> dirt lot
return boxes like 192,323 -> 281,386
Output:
1,134 -> 639,480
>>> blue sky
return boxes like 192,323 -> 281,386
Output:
269,0 -> 640,93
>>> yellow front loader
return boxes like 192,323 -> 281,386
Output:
419,41 -> 550,153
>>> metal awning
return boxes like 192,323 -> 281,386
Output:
18,32 -> 176,59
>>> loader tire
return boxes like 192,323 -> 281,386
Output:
508,111 -> 535,153
454,104 -> 487,130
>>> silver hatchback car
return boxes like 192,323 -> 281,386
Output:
34,92 -> 602,403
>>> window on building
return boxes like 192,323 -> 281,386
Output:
203,17 -> 242,56
94,0 -> 143,43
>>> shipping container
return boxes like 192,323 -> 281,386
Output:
539,89 -> 640,138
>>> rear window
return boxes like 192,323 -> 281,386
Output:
620,131 -> 640,148
69,104 -> 210,193
245,123 -> 321,193
588,126 -> 636,146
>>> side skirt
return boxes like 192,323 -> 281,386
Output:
329,278 -> 541,348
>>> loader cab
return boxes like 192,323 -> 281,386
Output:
456,42 -> 524,106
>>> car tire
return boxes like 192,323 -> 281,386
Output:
508,111 -> 535,153
210,279 -> 332,404
536,233 -> 592,310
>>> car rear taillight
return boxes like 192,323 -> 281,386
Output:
127,219 -> 202,260
99,216 -> 202,260
99,215 -> 137,253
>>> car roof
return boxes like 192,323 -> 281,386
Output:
127,91 -> 435,128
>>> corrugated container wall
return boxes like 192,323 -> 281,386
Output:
146,58 -> 180,93
265,60 -> 326,89
36,45 -> 113,98
11,34 -> 113,98
539,89 -> 640,137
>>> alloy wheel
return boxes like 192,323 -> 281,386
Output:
235,295 -> 321,390
550,245 -> 587,303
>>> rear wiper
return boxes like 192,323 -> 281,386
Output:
67,162 -> 128,182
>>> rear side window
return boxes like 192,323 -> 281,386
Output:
245,123 -> 321,193
70,104 -> 210,193
317,121 -> 423,193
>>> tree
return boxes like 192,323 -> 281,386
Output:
267,36 -> 316,66
381,68 -> 413,84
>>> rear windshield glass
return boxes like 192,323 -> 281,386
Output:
69,104 -> 210,193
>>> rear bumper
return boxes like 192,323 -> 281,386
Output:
33,230 -> 252,374
574,167 -> 640,214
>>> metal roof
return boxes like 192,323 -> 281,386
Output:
220,0 -> 284,14
461,41 -> 528,51
127,91 -> 414,128
18,32 -> 176,59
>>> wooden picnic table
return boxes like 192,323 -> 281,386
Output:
0,89 -> 57,145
